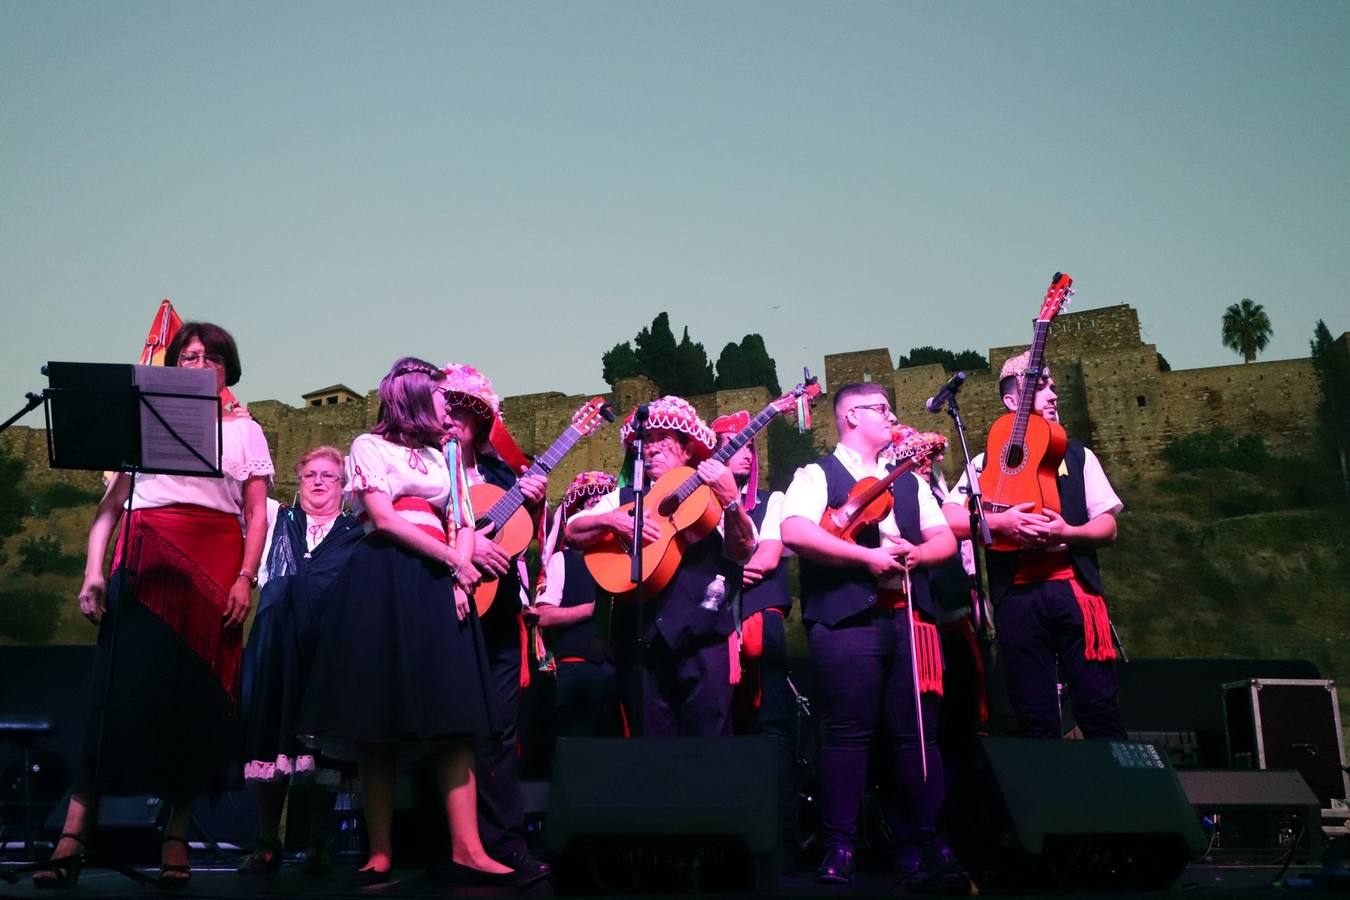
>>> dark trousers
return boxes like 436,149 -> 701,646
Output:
807,610 -> 943,851
620,636 -> 733,737
994,580 -> 1125,740
476,620 -> 527,858
555,658 -> 621,737
734,609 -> 798,845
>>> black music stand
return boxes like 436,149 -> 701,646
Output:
1,362 -> 220,888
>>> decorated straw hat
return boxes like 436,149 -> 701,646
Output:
440,363 -> 501,420
562,470 -> 617,516
711,410 -> 759,507
998,350 -> 1051,383
619,395 -> 716,460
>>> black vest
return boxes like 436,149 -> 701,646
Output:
610,486 -> 738,651
742,488 -> 792,618
476,454 -> 526,635
925,482 -> 974,617
550,549 -> 608,663
799,453 -> 884,627
985,440 -> 1106,601
887,472 -> 937,619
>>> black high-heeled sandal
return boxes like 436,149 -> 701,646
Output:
159,836 -> 192,889
32,832 -> 86,890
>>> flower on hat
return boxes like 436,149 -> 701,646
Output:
619,395 -> 716,460
563,470 -> 617,515
440,363 -> 501,420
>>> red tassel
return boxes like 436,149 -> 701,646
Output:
1069,579 -> 1118,662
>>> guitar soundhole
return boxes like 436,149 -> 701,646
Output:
657,495 -> 679,517
474,517 -> 493,534
1004,444 -> 1024,470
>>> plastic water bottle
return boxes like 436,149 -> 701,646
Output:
700,574 -> 727,611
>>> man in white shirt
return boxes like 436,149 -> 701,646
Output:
780,383 -> 959,885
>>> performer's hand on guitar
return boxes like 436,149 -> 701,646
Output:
77,575 -> 107,626
695,459 -> 740,509
473,525 -> 512,575
994,502 -> 1054,550
517,474 -> 548,508
605,507 -> 662,545
1036,508 -> 1073,552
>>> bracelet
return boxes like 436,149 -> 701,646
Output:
238,570 -> 259,588
443,545 -> 458,578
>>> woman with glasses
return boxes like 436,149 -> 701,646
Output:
36,322 -> 273,889
237,446 -> 362,877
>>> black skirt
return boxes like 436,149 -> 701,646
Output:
75,572 -> 240,800
298,536 -> 499,759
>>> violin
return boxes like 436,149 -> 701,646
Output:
820,434 -> 946,543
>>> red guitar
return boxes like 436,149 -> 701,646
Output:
469,398 -> 614,615
585,373 -> 822,596
979,272 -> 1074,551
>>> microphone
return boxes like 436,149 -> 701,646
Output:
925,371 -> 967,414
635,403 -> 650,422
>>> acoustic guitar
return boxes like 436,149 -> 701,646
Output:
469,397 -> 614,615
585,373 -> 822,596
979,272 -> 1074,551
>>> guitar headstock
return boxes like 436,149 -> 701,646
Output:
770,369 -> 823,416
571,397 -> 616,436
1038,271 -> 1074,323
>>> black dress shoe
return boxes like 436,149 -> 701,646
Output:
816,846 -> 855,884
500,851 -> 551,889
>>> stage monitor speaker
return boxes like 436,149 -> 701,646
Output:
969,738 -> 1205,891
1176,769 -> 1323,863
1224,678 -> 1348,811
545,736 -> 778,894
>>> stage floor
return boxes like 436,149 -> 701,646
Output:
0,857 -> 1336,898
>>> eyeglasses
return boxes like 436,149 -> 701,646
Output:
299,471 -> 342,484
178,352 -> 226,367
850,403 -> 894,417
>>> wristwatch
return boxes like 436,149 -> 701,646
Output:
723,498 -> 741,514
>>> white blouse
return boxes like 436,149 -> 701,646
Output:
345,433 -> 452,532
128,415 -> 274,516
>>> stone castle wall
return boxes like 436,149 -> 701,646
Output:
1,303 -> 1330,501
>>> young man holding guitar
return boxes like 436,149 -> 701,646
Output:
439,363 -> 552,888
942,350 -> 1125,741
780,383 -> 959,886
567,395 -> 756,737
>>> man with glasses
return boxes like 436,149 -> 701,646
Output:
781,383 -> 961,886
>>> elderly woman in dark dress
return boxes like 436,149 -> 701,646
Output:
237,445 -> 363,876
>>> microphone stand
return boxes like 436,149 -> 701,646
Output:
628,406 -> 648,736
944,394 -> 993,636
0,391 -> 44,436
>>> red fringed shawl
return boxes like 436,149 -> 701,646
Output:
113,504 -> 245,703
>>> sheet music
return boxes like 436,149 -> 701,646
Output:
133,365 -> 220,475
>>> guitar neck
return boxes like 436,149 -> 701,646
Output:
1008,319 -> 1052,448
669,404 -> 780,504
483,425 -> 584,529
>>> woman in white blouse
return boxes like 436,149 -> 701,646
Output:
36,322 -> 273,889
298,357 -> 511,885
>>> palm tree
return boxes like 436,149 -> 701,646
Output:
1221,299 -> 1273,363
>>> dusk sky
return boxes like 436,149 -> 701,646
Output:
3,1 -> 1346,411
